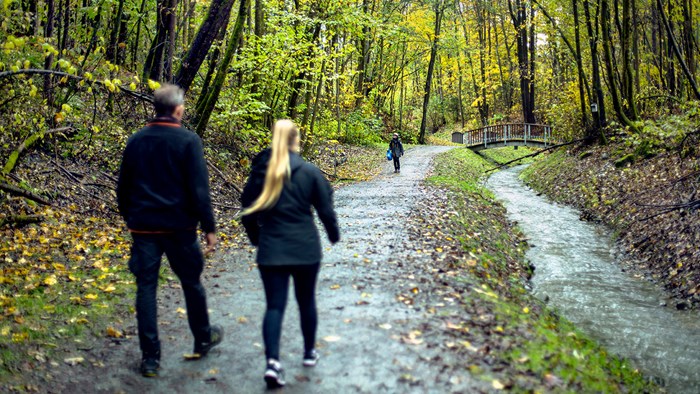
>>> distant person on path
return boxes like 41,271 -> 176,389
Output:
240,119 -> 340,389
117,84 -> 223,378
389,132 -> 404,173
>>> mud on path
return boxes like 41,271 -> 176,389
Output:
53,145 -> 492,393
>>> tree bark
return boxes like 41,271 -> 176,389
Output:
418,0 -> 444,144
107,0 -> 126,64
175,0 -> 236,92
144,0 -> 177,82
601,0 -> 638,131
656,0 -> 700,100
195,0 -> 250,136
583,0 -> 607,131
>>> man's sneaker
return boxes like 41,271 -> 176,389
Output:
264,359 -> 286,389
194,324 -> 224,357
303,349 -> 319,367
140,357 -> 160,377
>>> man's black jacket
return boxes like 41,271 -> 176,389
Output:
240,149 -> 339,265
117,118 -> 215,234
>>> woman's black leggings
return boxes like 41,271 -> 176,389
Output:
258,263 -> 320,360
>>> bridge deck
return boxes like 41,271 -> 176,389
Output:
452,123 -> 559,150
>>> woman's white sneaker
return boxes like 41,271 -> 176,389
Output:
264,359 -> 286,389
303,350 -> 319,367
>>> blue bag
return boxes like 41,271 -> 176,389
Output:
386,149 -> 393,161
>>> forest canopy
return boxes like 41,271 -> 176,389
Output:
0,0 -> 699,185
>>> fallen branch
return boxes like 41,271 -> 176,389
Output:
51,159 -> 82,183
3,127 -> 73,175
211,201 -> 241,210
319,168 -> 357,182
0,180 -> 51,205
0,214 -> 43,227
484,139 -> 586,173
206,160 -> 243,194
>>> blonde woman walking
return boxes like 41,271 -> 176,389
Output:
240,119 -> 340,389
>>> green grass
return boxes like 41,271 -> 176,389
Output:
479,146 -> 539,166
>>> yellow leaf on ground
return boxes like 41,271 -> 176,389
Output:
43,276 -> 57,286
106,327 -> 123,338
176,307 -> 186,315
322,335 -> 341,342
492,379 -> 505,390
84,294 -> 98,300
329,284 -> 341,290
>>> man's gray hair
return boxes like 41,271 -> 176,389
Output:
153,84 -> 185,116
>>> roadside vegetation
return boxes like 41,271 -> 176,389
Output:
410,146 -> 655,392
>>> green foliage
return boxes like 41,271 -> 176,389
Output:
338,110 -> 385,146
479,146 -> 538,166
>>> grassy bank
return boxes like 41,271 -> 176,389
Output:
417,146 -> 654,392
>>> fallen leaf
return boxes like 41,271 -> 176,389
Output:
64,357 -> 84,366
329,284 -> 341,290
106,327 -> 123,338
378,323 -> 392,330
323,335 -> 341,342
492,379 -> 505,390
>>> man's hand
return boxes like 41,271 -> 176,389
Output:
204,232 -> 218,256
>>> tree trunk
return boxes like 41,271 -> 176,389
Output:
195,0 -> 250,136
107,0 -> 126,64
583,0 -> 607,131
144,0 -> 177,82
175,0 -> 236,92
621,0 -> 639,119
43,0 -> 56,106
601,0 -> 638,131
132,0 -> 148,69
164,0 -> 178,82
418,1 -> 444,144
508,0 -> 535,123
354,0 -> 371,107
250,0 -> 265,94
656,0 -> 700,100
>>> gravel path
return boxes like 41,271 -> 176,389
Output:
62,145 -> 491,393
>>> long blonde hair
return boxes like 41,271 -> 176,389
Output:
241,119 -> 300,216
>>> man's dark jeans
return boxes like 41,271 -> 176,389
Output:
128,231 -> 210,357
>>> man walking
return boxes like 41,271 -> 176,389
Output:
117,84 -> 223,377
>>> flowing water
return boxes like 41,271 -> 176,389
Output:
486,165 -> 700,393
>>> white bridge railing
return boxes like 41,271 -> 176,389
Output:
452,123 -> 557,149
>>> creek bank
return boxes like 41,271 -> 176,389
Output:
521,138 -> 700,309
417,147 -> 654,392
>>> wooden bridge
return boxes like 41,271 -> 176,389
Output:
452,123 -> 557,151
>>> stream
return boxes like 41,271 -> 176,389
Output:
486,165 -> 700,393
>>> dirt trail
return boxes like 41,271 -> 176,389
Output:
61,145 -> 490,393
